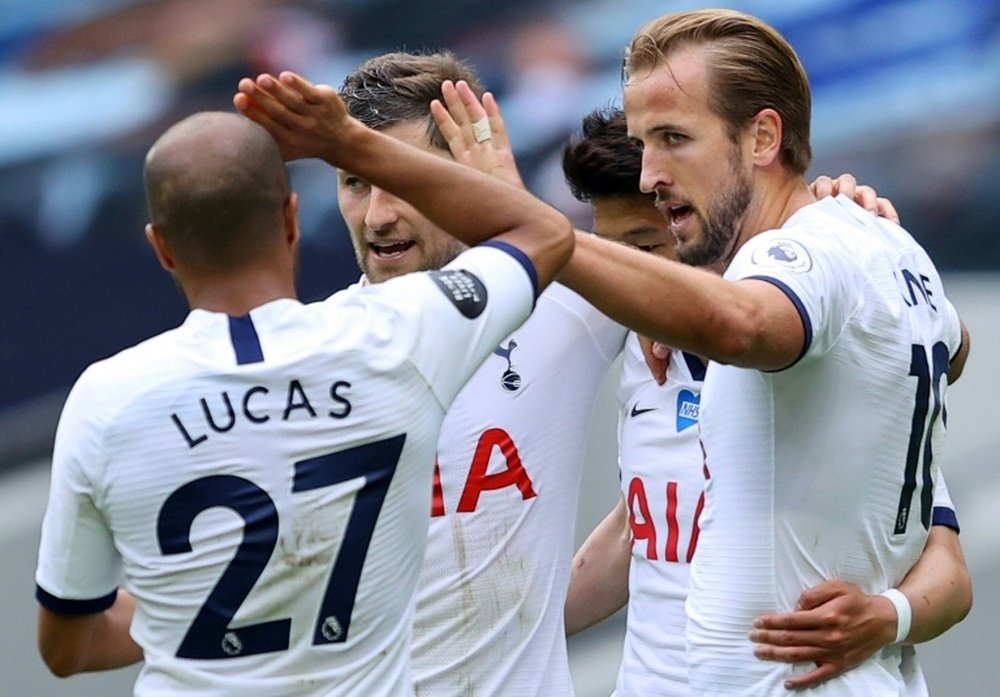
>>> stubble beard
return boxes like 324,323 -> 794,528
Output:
676,162 -> 752,268
358,237 -> 467,284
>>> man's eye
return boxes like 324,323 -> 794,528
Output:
342,176 -> 368,190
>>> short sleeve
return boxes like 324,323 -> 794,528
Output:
362,244 -> 536,408
931,468 -> 959,532
726,231 -> 861,367
35,372 -> 122,613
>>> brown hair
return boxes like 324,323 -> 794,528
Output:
340,51 -> 485,150
625,9 -> 812,174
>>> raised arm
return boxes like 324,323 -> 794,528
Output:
565,497 -> 632,635
234,71 -> 573,292
430,79 -> 527,189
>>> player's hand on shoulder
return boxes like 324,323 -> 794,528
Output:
430,80 -> 526,188
811,173 -> 900,224
234,71 -> 353,162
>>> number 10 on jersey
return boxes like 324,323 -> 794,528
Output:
894,342 -> 949,535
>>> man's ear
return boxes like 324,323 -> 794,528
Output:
145,224 -> 175,271
750,108 -> 782,167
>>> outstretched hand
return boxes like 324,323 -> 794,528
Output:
810,173 -> 900,224
430,80 -> 526,188
749,579 -> 897,690
234,71 -> 353,163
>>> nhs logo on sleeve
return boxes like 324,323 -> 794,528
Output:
676,390 -> 700,432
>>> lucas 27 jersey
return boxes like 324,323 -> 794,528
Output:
35,244 -> 536,697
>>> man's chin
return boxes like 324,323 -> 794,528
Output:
364,259 -> 416,284
677,244 -> 718,268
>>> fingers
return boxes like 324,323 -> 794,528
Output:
782,663 -> 843,691
455,80 -> 488,123
810,173 -> 900,223
234,82 -> 289,136
830,173 -> 858,198
810,173 -> 859,201
810,174 -> 834,199
752,639 -> 825,662
277,71 -> 330,106
254,73 -> 312,117
796,580 -> 848,610
430,98 -> 467,155
852,185 -> 880,215
753,605 -> 834,632
440,80 -> 475,146
651,342 -> 671,360
482,92 -> 510,148
233,74 -> 304,135
639,336 -> 668,385
875,196 -> 900,224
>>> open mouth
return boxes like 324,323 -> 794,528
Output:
667,205 -> 694,227
369,240 -> 415,259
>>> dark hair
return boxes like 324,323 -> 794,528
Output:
143,112 -> 290,269
626,9 -> 812,174
562,106 -> 649,202
340,50 -> 485,150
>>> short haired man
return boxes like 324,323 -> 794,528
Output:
34,101 -> 573,695
237,53 -> 628,696
553,9 -> 970,694
560,106 -> 971,694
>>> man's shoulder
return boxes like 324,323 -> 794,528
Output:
534,282 -> 627,349
81,326 -> 184,383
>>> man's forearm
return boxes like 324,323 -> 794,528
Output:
565,497 -> 631,635
39,589 -> 142,677
898,525 -> 972,644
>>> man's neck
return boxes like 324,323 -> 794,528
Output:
734,175 -> 815,255
186,272 -> 296,316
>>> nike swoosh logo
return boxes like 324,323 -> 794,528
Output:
630,404 -> 657,417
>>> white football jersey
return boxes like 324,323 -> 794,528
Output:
686,196 -> 964,696
410,282 -> 627,696
35,245 -> 537,697
615,337 -> 705,697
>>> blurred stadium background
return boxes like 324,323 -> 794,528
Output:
1,0 -> 997,694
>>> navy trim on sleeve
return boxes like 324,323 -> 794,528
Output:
36,585 -> 117,615
932,505 -> 960,533
228,315 -> 264,365
745,275 -> 813,370
950,335 -> 965,367
682,352 -> 707,382
481,240 -> 539,302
